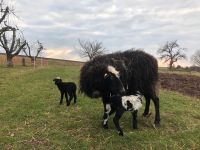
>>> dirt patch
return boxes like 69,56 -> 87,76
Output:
159,73 -> 200,99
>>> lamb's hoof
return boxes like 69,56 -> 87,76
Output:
143,112 -> 151,117
66,103 -> 70,106
118,131 -> 124,136
102,123 -> 108,129
59,102 -> 62,105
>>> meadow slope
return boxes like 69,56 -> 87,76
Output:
0,66 -> 200,150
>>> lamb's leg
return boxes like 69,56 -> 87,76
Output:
143,95 -> 151,117
113,109 -> 124,136
73,91 -> 77,104
67,93 -> 74,106
60,92 -> 64,104
102,95 -> 111,129
102,103 -> 111,129
65,92 -> 70,106
132,110 -> 138,129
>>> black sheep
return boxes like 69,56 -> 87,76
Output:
80,50 -> 160,128
53,77 -> 77,106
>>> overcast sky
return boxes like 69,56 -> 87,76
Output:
5,0 -> 200,66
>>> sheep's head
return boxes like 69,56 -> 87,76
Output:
53,77 -> 62,84
103,65 -> 125,95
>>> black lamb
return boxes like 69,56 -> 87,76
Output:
80,50 -> 160,129
53,77 -> 77,106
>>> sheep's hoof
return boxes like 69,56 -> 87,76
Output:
133,126 -> 138,129
66,103 -> 70,106
118,131 -> 124,136
143,112 -> 151,117
59,102 -> 63,105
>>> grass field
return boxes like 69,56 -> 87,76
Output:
0,65 -> 200,150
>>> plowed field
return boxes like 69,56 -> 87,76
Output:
159,73 -> 200,99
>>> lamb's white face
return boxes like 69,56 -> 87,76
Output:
122,95 -> 142,111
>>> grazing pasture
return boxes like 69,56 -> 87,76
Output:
0,65 -> 200,149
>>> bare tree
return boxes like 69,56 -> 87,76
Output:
23,40 -> 44,64
0,3 -> 9,24
0,1 -> 16,35
191,50 -> 200,67
0,28 -> 26,67
157,40 -> 186,69
78,39 -> 105,60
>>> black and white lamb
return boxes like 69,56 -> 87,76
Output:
53,77 -> 77,106
105,93 -> 142,136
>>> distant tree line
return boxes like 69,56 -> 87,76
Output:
0,1 -> 198,68
78,39 -> 199,69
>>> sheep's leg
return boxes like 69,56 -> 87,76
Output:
149,89 -> 160,125
143,96 -> 151,117
132,110 -> 138,129
152,95 -> 160,125
113,109 -> 124,136
102,103 -> 111,129
60,92 -> 64,104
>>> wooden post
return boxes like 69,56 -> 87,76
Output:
22,57 -> 26,66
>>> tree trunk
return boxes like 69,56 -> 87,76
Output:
6,54 -> 14,67
31,57 -> 34,65
169,61 -> 173,69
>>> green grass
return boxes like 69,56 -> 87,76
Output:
0,65 -> 200,150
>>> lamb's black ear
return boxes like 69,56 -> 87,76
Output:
53,79 -> 55,82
